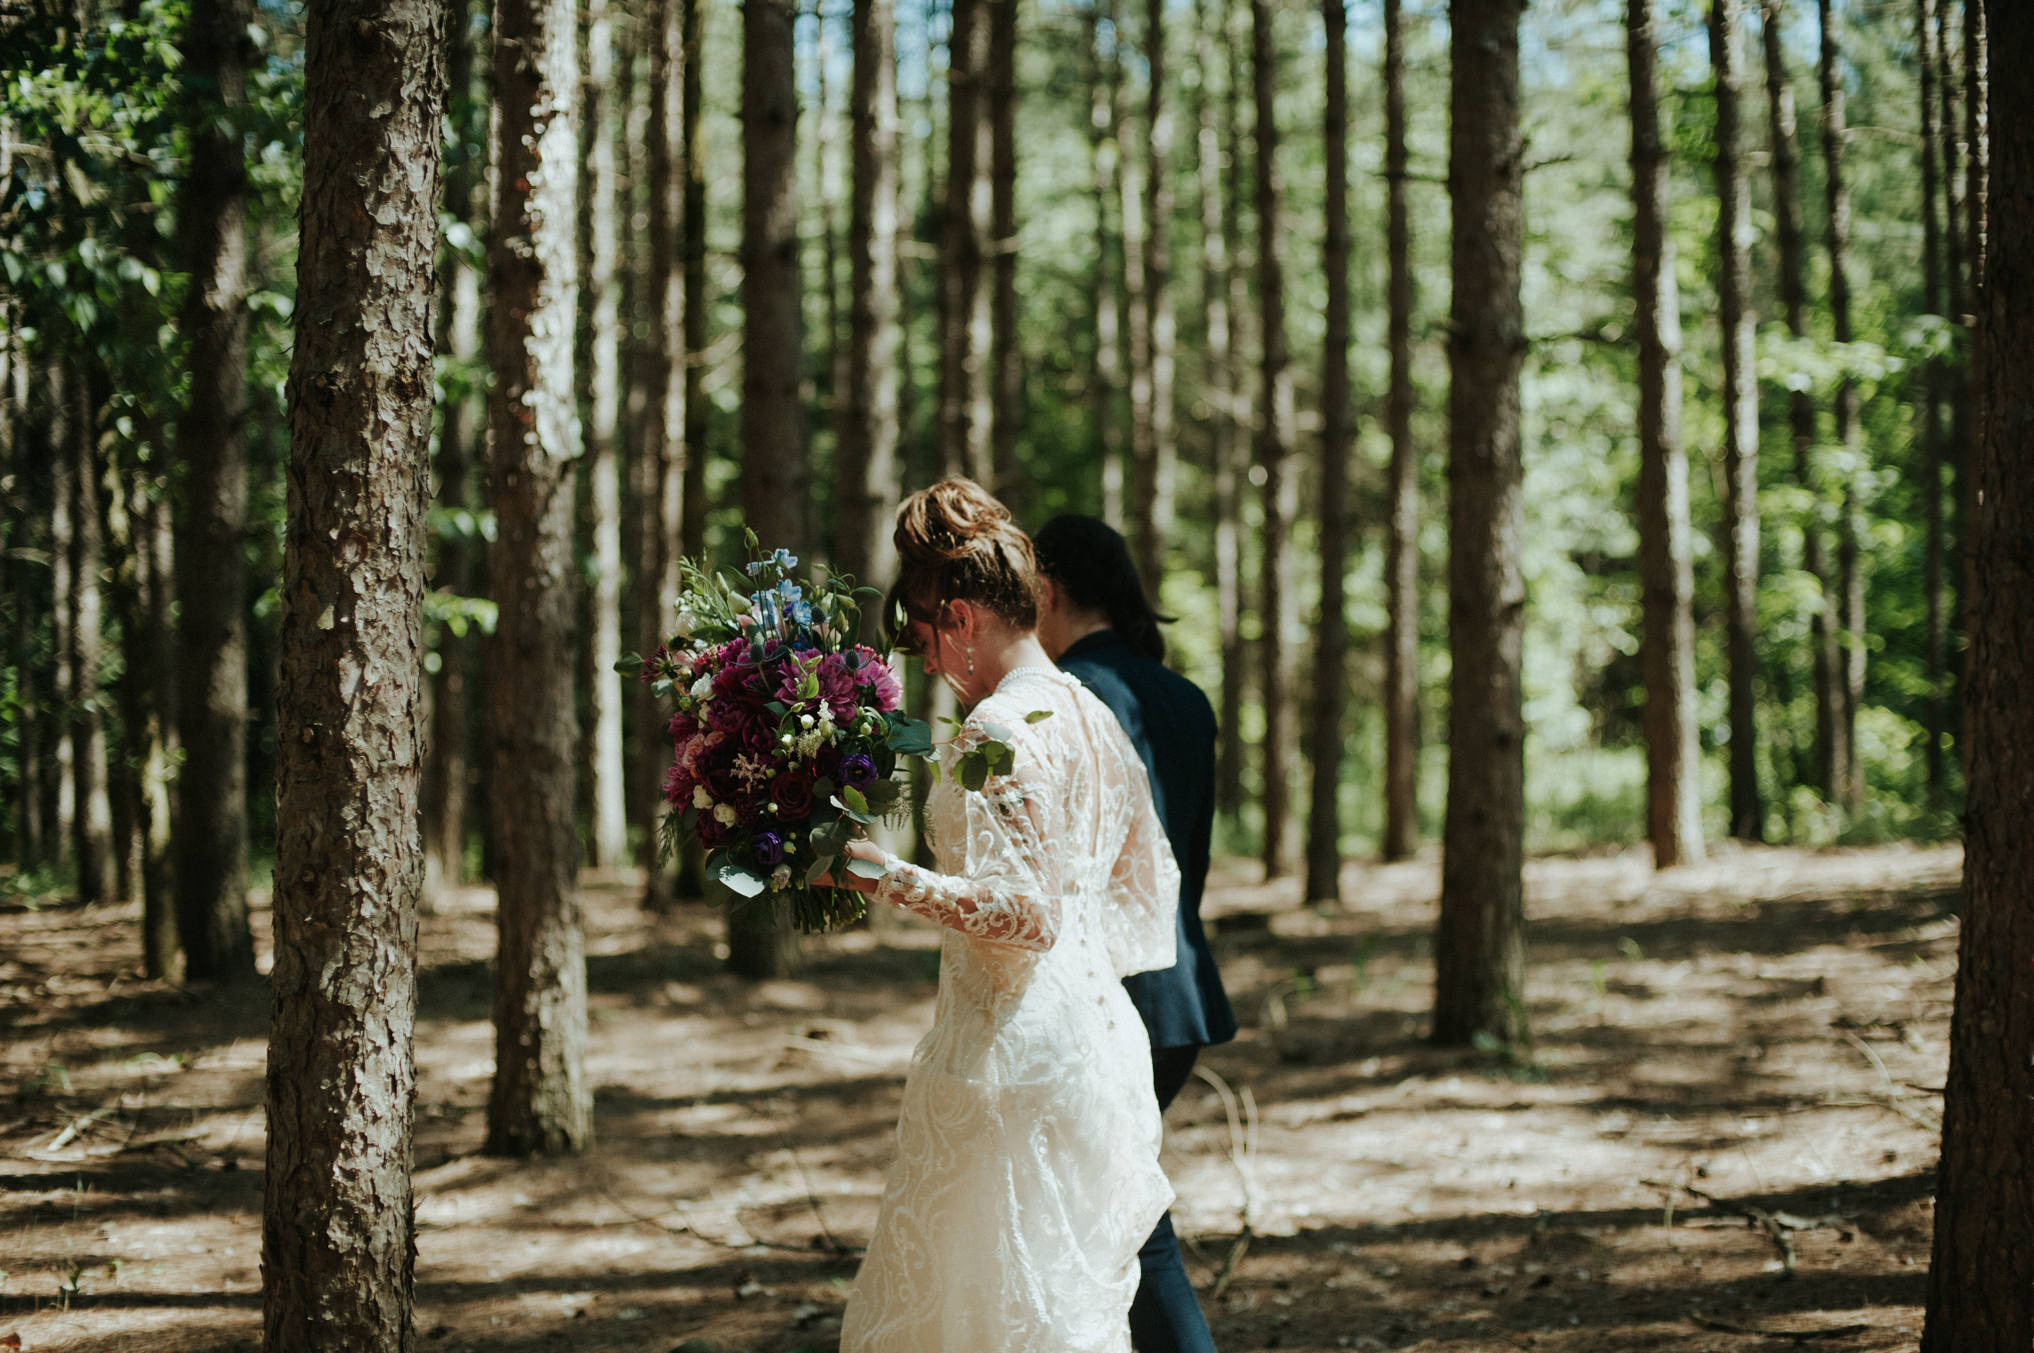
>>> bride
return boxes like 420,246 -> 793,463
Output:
827,478 -> 1183,1353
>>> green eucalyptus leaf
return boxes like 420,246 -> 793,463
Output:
846,855 -> 889,881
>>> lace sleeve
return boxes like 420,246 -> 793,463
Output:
869,753 -> 1063,950
1101,726 -> 1181,977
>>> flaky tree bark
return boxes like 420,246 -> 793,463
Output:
1133,0 -> 1176,589
486,0 -> 591,1156
1923,14 -> 2030,1342
172,0 -> 255,971
1712,0 -> 1763,842
1304,0 -> 1352,906
1087,0 -> 1126,524
263,3 -> 445,1347
1435,0 -> 1527,1049
1818,0 -> 1864,812
1199,0 -> 1247,824
584,0 -> 628,870
1764,0 -> 1842,806
938,0 -> 993,480
733,0 -> 804,979
839,0 -> 902,605
1251,0 -> 1298,880
1382,0 -> 1418,862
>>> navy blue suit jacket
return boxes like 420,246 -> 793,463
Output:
1059,631 -> 1237,1050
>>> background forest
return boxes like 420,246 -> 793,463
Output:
1,0 -> 1973,948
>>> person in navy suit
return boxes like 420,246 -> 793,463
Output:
1033,515 -> 1236,1353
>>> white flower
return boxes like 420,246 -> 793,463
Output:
799,713 -> 815,729
770,864 -> 792,890
690,673 -> 713,701
692,786 -> 713,811
673,607 -> 700,639
714,804 -> 738,826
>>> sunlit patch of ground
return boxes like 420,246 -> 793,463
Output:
1,842 -> 1958,1352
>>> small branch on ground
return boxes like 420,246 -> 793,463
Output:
1193,1064 -> 1259,1300
1688,1309 -> 1876,1341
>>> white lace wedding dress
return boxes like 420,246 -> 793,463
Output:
839,664 -> 1182,1353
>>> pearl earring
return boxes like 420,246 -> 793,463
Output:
967,648 -> 977,677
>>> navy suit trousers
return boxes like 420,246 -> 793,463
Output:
1128,1045 -> 1218,1353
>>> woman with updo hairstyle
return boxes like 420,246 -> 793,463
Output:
831,478 -> 1186,1353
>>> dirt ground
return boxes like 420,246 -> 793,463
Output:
2,840 -> 1962,1353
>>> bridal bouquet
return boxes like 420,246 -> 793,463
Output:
639,540 -> 963,932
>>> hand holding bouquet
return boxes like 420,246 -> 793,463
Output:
637,542 -> 985,932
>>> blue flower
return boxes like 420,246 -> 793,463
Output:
840,753 -> 878,790
751,830 -> 786,868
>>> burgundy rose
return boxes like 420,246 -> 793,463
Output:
697,813 -> 731,848
769,771 -> 816,822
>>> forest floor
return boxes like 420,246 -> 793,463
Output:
0,840 -> 1961,1353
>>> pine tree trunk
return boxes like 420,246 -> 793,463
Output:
1217,0 -> 1251,821
1711,0 -> 1763,842
50,358 -> 75,868
423,0 -> 482,903
1922,14 -> 2030,1341
681,0 -> 708,562
1434,0 -> 1527,1049
264,3 -> 444,1346
138,478 -> 178,973
1252,0 -> 1297,879
1819,0 -> 1864,813
988,0 -> 1021,513
5,341 -> 42,872
1918,0 -> 1948,808
1198,0 -> 1246,825
64,361 -> 115,908
584,0 -> 628,870
1632,0 -> 1703,870
1087,0 -> 1125,526
1135,0 -> 1175,589
732,0 -> 804,980
639,0 -> 687,913
486,0 -> 591,1156
939,0 -> 993,480
1763,0 -> 1840,806
107,461 -> 178,969
818,19 -> 846,475
841,0 -> 902,603
1381,0 -> 1418,862
1304,0 -> 1351,906
1121,7 -> 1153,540
172,0 -> 254,970
1960,0 -> 1985,727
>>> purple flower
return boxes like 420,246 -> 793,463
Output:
840,753 -> 878,790
751,830 -> 786,868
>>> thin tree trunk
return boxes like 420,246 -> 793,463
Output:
732,0 -> 804,980
939,0 -> 992,480
1087,0 -> 1125,525
584,0 -> 628,870
1199,0 -> 1245,824
1922,14 -> 2030,1341
1135,0 -> 1175,589
988,0 -> 1021,513
841,0 -> 902,603
681,0 -> 709,559
639,0 -> 687,913
1918,0 -> 1948,808
6,339 -> 42,872
1217,0 -> 1250,820
64,362 -> 114,907
1764,0 -> 1840,805
173,0 -> 254,972
138,477 -> 178,973
1633,0 -> 1703,869
1121,6 -> 1153,557
1937,0 -> 1966,744
263,3 -> 444,1346
1819,0 -> 1864,813
1959,0 -> 1985,741
818,15 -> 846,475
50,358 -> 75,870
1381,0 -> 1418,862
1712,0 -> 1763,842
486,0 -> 591,1156
107,460 -> 177,969
1251,0 -> 1297,879
424,0 -> 481,904
1434,0 -> 1527,1049
1304,0 -> 1352,906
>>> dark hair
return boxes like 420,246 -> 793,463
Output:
885,479 -> 1041,651
1032,515 -> 1170,662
